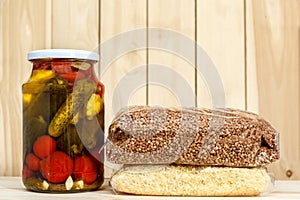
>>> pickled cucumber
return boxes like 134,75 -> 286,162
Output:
48,79 -> 96,137
57,125 -> 83,155
23,78 -> 68,158
23,78 -> 68,121
49,79 -> 69,120
76,113 -> 104,150
23,70 -> 56,110
23,115 -> 47,158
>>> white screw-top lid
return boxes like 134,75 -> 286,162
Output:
27,49 -> 99,61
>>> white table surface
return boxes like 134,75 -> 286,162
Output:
0,177 -> 300,200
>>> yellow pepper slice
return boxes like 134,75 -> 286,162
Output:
29,70 -> 55,83
23,93 -> 33,109
86,94 -> 103,120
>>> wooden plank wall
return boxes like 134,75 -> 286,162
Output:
247,0 -> 300,180
148,0 -> 196,107
100,0 -> 147,177
0,0 -> 299,180
197,0 -> 245,108
0,0 -> 50,176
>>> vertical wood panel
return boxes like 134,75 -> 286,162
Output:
100,0 -> 147,177
248,0 -> 300,180
197,0 -> 245,108
0,0 -> 299,181
148,0 -> 196,107
52,0 -> 99,50
100,0 -> 147,123
245,0 -> 259,113
0,0 -> 50,176
0,3 -> 3,175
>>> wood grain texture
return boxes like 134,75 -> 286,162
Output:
197,0 -> 245,109
100,0 -> 147,177
0,0 -> 50,176
0,0 -> 299,181
245,0 -> 259,113
52,0 -> 99,50
249,0 -> 300,180
148,0 -> 196,107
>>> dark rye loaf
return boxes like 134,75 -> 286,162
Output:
106,106 -> 279,167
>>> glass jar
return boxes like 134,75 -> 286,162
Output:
22,49 -> 104,192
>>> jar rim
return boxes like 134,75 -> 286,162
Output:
27,49 -> 99,61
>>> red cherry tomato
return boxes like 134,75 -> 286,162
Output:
25,153 -> 40,171
40,151 -> 74,184
33,135 -> 56,159
22,165 -> 34,179
74,156 -> 98,184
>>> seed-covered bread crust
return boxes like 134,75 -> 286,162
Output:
107,106 -> 279,167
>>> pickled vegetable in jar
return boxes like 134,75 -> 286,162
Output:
22,49 -> 104,192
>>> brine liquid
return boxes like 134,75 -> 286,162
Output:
22,80 -> 104,192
